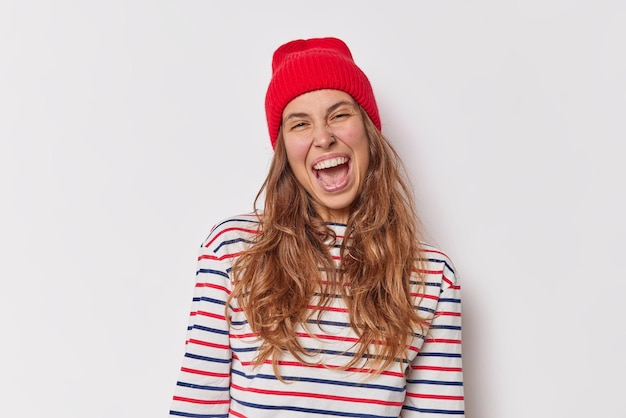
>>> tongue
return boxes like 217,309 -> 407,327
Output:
317,164 -> 349,190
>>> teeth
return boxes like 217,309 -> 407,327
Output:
314,157 -> 348,170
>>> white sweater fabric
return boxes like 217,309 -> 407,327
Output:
170,214 -> 464,417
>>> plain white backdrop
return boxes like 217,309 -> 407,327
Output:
1,1 -> 625,417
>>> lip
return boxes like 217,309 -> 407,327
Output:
310,153 -> 351,173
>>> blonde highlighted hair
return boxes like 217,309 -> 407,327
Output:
228,109 -> 428,379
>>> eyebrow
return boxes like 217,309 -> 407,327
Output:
283,100 -> 357,123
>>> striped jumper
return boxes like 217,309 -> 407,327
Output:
170,214 -> 464,417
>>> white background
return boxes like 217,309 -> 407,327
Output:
1,1 -> 625,417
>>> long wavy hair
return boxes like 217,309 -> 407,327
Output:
227,108 -> 428,379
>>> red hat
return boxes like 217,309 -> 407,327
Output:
265,37 -> 381,149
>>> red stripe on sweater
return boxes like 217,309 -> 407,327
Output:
307,305 -> 349,313
424,338 -> 461,344
419,269 -> 444,275
233,358 -> 406,378
412,293 -> 439,300
295,332 -> 360,343
188,338 -> 229,350
198,252 -> 241,261
180,367 -> 230,378
194,310 -> 226,321
195,282 -> 230,293
229,409 -> 245,418
421,248 -> 448,257
173,395 -> 229,405
406,393 -> 464,401
230,383 -> 403,406
412,365 -> 463,372
442,275 -> 460,289
435,311 -> 461,317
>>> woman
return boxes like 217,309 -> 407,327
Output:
170,37 -> 464,417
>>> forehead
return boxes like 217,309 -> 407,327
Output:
283,89 -> 356,115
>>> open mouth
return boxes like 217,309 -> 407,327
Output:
313,156 -> 350,192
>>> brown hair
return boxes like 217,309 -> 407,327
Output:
227,109 -> 428,379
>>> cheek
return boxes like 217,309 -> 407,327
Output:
356,150 -> 370,176
342,131 -> 369,157
284,140 -> 310,167
344,131 -> 370,173
335,122 -> 368,147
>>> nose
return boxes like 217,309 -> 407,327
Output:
312,125 -> 336,149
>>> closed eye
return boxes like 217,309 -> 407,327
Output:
289,121 -> 309,131
327,101 -> 358,122
330,112 -> 354,123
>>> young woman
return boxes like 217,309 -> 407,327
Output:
170,37 -> 464,417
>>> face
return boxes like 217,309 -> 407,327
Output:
281,89 -> 370,223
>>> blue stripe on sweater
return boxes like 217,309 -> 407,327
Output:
214,237 -> 253,253
192,296 -> 226,306
191,324 -> 229,335
170,410 -> 227,418
430,324 -> 462,331
402,405 -> 465,415
439,298 -> 461,303
196,268 -> 229,279
418,352 -> 462,359
184,352 -> 231,364
176,380 -> 230,391
211,217 -> 258,232
408,379 -> 464,386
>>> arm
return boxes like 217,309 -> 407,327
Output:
169,231 -> 233,417
403,261 -> 465,417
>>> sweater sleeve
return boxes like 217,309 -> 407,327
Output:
402,260 -> 465,417
169,229 -> 234,417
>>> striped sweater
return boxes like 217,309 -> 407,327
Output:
170,214 -> 464,417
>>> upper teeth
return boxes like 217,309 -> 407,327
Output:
314,157 -> 348,170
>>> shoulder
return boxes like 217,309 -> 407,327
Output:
200,213 -> 261,253
419,242 -> 460,290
